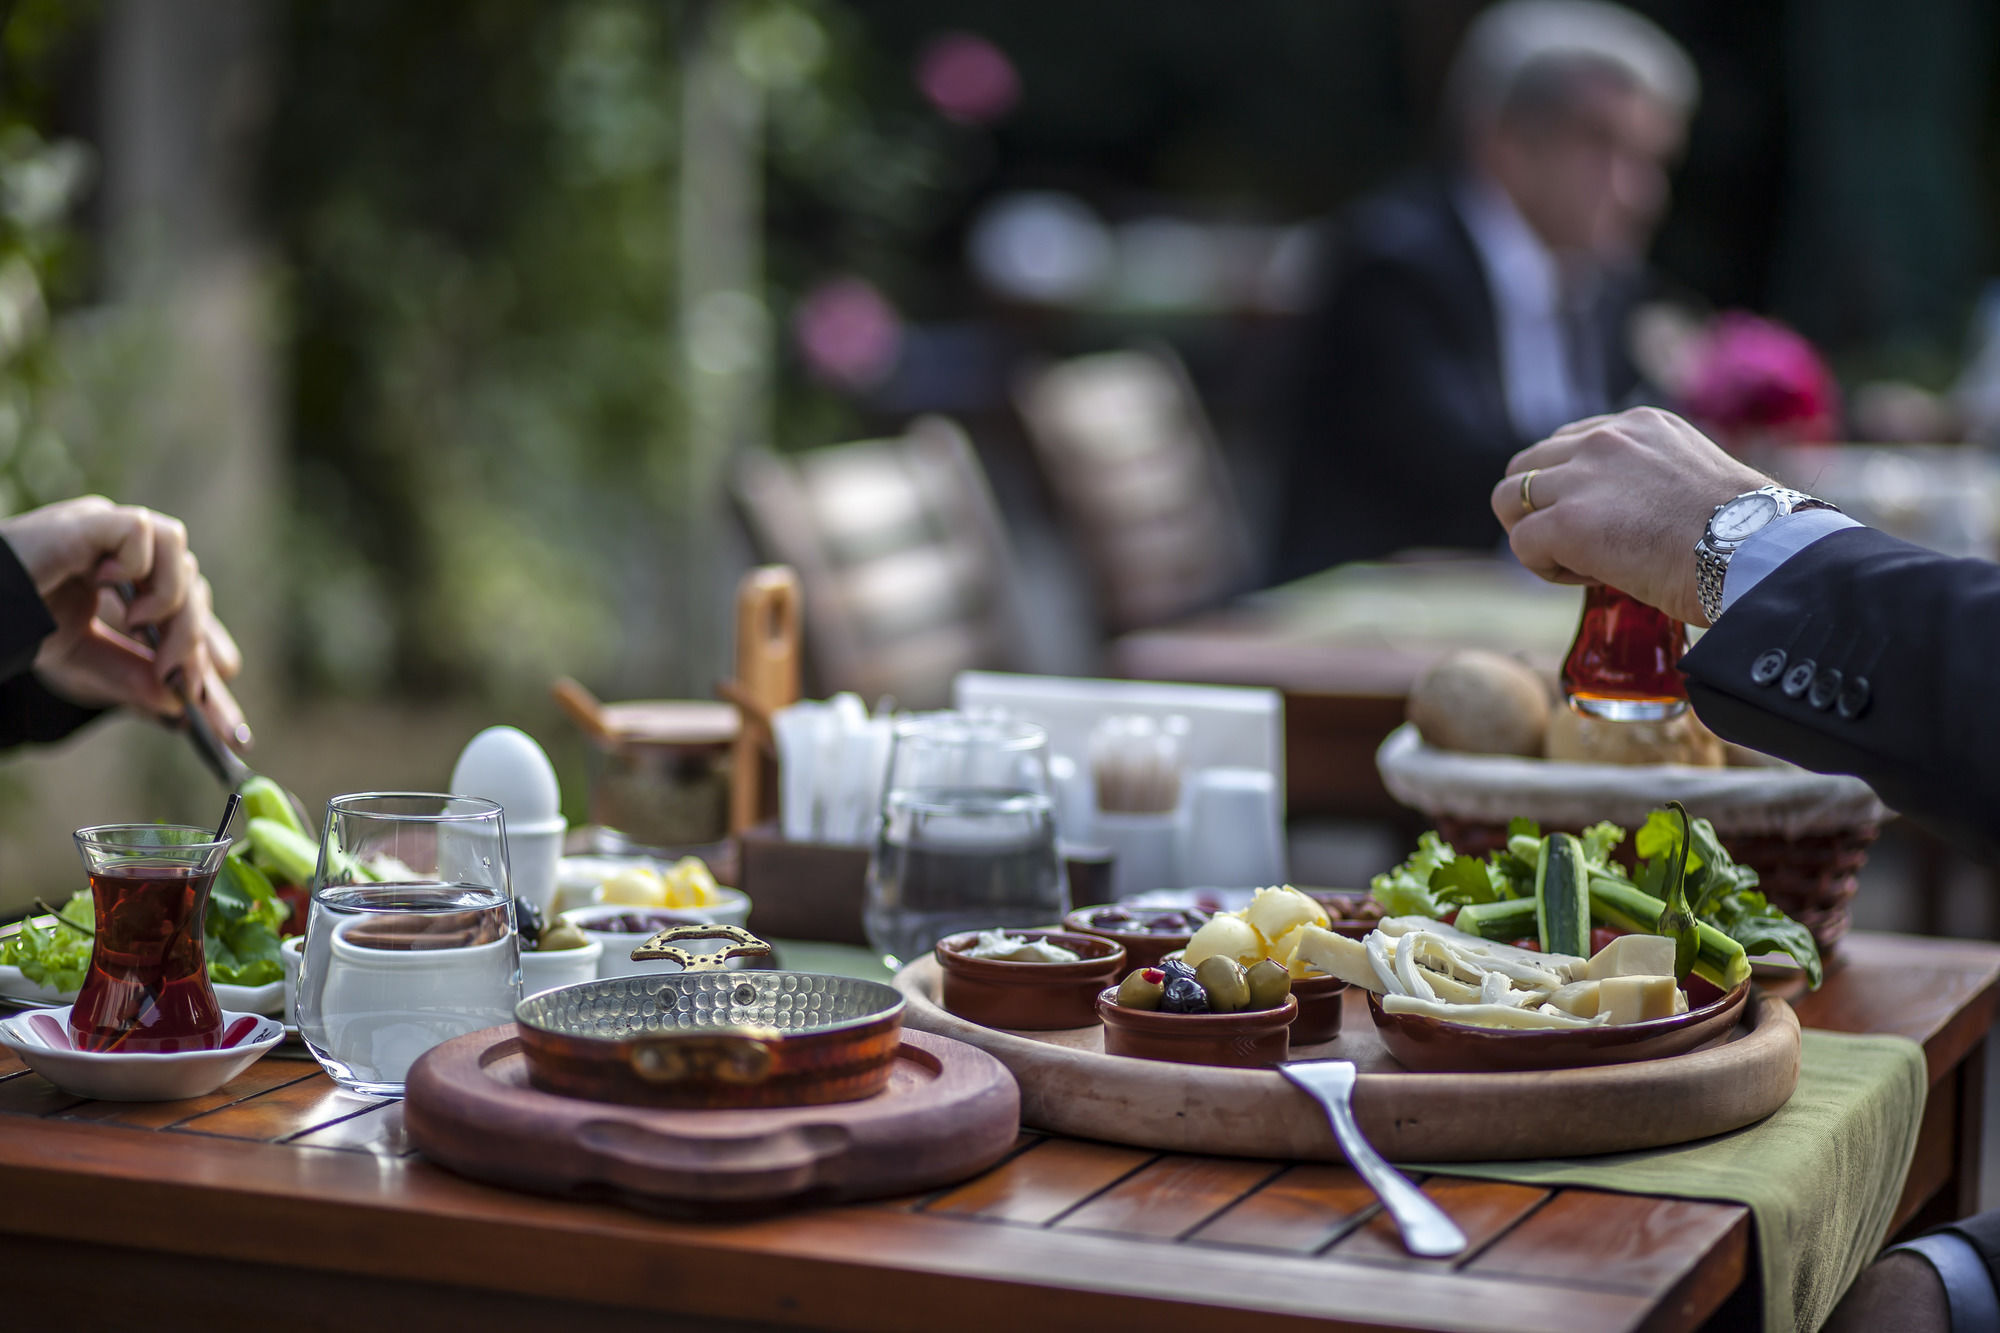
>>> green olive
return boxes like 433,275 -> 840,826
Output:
1116,968 -> 1166,1011
1245,958 -> 1292,1010
537,922 -> 589,952
1195,955 -> 1250,1012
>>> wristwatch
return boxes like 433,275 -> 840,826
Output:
1694,485 -> 1841,624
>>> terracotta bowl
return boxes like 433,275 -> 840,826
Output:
1288,972 -> 1349,1045
1096,988 -> 1295,1068
1061,904 -> 1212,974
1367,975 -> 1749,1073
936,931 -> 1124,1031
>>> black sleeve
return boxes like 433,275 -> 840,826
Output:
1275,255 -> 1518,579
1680,525 -> 2000,861
0,534 -> 55,680
0,536 -> 105,749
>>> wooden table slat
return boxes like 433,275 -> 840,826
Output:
287,1100 -> 415,1155
924,1137 -> 1156,1225
1053,1154 -> 1284,1239
0,1044 -> 26,1078
57,1058 -> 318,1129
0,1070 -> 83,1116
173,1070 -> 387,1142
1327,1178 -> 1550,1270
1466,1189 -> 1749,1296
1185,1163 -> 1386,1253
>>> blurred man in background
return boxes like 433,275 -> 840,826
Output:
1276,0 -> 1697,579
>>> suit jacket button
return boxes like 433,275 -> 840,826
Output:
1750,648 -> 1787,686
1808,666 -> 1842,711
1781,660 -> 1816,699
1836,675 -> 1871,720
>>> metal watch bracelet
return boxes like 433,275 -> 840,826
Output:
1694,485 -> 1837,625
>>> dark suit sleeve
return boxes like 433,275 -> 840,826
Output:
0,536 -> 104,748
1276,255 -> 1518,577
1681,525 -> 2000,861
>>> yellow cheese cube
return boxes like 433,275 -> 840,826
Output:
1242,886 -> 1321,945
1584,934 -> 1676,981
1597,975 -> 1681,1024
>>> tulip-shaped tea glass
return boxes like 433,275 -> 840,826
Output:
297,793 -> 520,1095
70,825 -> 234,1053
864,713 -> 1068,970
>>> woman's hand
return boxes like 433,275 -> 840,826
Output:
1489,407 -> 1771,626
0,496 -> 248,746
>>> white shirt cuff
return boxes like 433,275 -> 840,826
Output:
1716,508 -> 1864,617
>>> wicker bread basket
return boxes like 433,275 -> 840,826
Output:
1376,724 -> 1893,955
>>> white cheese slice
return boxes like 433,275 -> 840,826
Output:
1293,924 -> 1384,992
1584,934 -> 1676,981
1597,975 -> 1682,1025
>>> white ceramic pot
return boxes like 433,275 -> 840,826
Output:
518,938 -> 603,996
506,815 -> 568,919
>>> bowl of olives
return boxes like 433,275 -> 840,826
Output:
1061,904 -> 1212,974
935,930 -> 1126,1031
1096,956 -> 1296,1068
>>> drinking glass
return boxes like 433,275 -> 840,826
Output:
864,713 -> 1068,970
1561,585 -> 1691,720
70,825 -> 233,1053
297,793 -> 520,1096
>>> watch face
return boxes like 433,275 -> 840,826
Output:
1711,492 -> 1779,543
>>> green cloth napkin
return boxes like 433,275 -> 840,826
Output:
1423,1029 -> 1927,1333
767,938 -> 894,982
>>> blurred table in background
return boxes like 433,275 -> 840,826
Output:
1111,559 -> 1579,820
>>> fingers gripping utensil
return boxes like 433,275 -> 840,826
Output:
113,583 -> 310,828
1280,1060 -> 1467,1258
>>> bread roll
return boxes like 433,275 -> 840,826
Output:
1544,704 -> 1725,767
1407,650 -> 1551,757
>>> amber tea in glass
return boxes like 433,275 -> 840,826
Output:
69,824 -> 233,1053
1561,585 -> 1690,720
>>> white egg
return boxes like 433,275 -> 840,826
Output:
450,726 -> 561,826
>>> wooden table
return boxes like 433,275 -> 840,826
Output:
3,931 -> 1995,1333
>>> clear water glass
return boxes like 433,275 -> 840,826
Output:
297,793 -> 520,1096
864,713 -> 1068,970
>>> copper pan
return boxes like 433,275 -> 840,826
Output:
514,923 -> 904,1109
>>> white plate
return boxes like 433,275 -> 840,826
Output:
0,1006 -> 285,1101
0,917 -> 289,1015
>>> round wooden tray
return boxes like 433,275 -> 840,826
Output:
895,958 -> 1801,1162
404,1025 -> 1020,1214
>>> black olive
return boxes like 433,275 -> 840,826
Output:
1159,957 -> 1198,986
514,896 -> 544,946
1160,976 -> 1211,1014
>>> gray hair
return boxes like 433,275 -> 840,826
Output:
1444,0 -> 1699,140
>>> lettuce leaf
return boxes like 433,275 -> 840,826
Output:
0,894 -> 94,992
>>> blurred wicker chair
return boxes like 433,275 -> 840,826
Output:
731,416 -> 1029,709
1014,346 -> 1253,634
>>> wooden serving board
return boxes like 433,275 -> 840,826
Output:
404,1026 -> 1020,1214
896,958 -> 1800,1162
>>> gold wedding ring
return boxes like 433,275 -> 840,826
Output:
1519,468 -> 1542,515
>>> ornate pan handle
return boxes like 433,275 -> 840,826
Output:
629,921 -> 773,971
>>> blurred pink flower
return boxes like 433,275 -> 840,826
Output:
1681,312 -> 1840,447
793,277 -> 903,390
915,32 -> 1019,125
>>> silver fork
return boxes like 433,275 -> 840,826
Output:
1280,1059 -> 1467,1258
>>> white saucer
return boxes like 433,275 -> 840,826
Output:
0,1006 -> 285,1101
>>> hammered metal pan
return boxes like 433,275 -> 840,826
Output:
514,923 -> 905,1109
